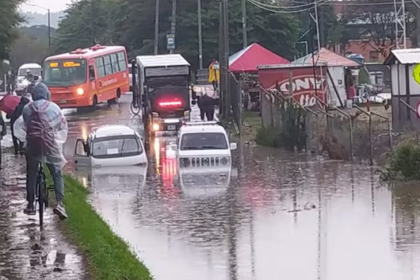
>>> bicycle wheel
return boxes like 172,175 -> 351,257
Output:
38,176 -> 44,227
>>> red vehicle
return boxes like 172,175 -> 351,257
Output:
258,64 -> 327,107
42,44 -> 130,108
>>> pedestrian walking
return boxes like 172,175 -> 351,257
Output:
7,96 -> 30,155
200,93 -> 215,121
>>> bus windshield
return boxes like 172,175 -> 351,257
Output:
43,59 -> 87,87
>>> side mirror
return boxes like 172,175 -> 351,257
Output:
33,75 -> 39,81
230,143 -> 237,150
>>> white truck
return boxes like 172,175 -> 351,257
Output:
16,63 -> 42,95
135,54 -> 192,142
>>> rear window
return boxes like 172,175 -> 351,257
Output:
91,135 -> 142,158
180,132 -> 228,150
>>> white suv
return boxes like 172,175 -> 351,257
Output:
176,121 -> 237,167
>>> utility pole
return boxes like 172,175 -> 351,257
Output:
219,0 -> 230,118
319,6 -> 324,47
154,0 -> 160,55
219,0 -> 224,116
169,0 -> 177,54
91,0 -> 95,45
242,0 -> 247,48
198,0 -> 203,68
47,9 -> 51,52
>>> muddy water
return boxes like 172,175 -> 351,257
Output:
0,154 -> 86,279
72,147 -> 420,280
63,96 -> 420,279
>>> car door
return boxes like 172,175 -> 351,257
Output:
74,138 -> 91,167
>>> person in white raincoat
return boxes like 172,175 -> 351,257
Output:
15,82 -> 68,219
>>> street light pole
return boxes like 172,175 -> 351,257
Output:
198,0 -> 203,69
154,0 -> 160,55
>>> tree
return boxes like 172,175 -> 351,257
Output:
0,0 -> 24,61
9,29 -> 50,67
341,0 -> 415,56
53,0 -> 300,69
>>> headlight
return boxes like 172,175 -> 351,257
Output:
152,123 -> 159,131
220,157 -> 229,165
76,88 -> 84,95
180,158 -> 190,167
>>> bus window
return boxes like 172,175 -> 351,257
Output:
89,65 -> 95,81
43,59 -> 87,87
103,55 -> 112,75
111,54 -> 119,72
117,52 -> 127,71
95,57 -> 105,78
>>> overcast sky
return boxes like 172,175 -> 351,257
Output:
20,0 -> 72,13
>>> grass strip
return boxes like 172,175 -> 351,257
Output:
48,174 -> 153,280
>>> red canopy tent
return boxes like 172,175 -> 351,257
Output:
228,43 -> 289,73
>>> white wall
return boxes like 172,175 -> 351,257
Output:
390,64 -> 420,96
327,66 -> 347,107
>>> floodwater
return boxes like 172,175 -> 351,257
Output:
63,95 -> 420,280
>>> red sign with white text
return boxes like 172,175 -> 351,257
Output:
258,65 -> 327,107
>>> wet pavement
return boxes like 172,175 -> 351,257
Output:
57,95 -> 420,280
0,154 -> 85,279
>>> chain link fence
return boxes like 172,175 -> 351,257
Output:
229,72 -> 242,133
260,88 -> 393,163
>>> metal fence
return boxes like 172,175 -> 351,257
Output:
260,87 -> 393,164
228,71 -> 242,133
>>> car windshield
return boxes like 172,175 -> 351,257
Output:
91,135 -> 142,158
42,59 -> 87,87
18,68 -> 42,77
180,132 -> 228,150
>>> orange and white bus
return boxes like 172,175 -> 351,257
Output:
42,44 -> 130,108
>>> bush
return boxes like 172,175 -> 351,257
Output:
385,141 -> 420,180
256,127 -> 278,147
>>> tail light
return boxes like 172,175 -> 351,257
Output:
158,99 -> 183,108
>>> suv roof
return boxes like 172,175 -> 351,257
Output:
91,125 -> 137,138
179,121 -> 227,134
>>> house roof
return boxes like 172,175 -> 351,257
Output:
384,48 -> 420,65
291,48 -> 360,67
228,43 -> 289,72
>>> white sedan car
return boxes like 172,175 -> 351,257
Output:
74,125 -> 147,168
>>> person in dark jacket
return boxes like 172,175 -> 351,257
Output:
198,94 -> 215,121
7,96 -> 30,155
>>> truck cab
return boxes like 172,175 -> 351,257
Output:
135,54 -> 193,143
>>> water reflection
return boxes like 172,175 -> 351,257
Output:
79,141 -> 420,280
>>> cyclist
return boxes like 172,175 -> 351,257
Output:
21,82 -> 68,219
25,69 -> 33,82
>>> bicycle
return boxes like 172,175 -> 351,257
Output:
35,164 -> 53,227
130,90 -> 141,116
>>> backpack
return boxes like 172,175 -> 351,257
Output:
26,102 -> 57,157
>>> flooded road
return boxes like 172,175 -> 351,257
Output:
65,95 -> 420,280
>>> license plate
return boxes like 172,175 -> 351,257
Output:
167,125 -> 176,130
60,99 -> 67,104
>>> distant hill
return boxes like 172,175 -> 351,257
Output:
19,25 -> 57,41
22,11 -> 65,29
